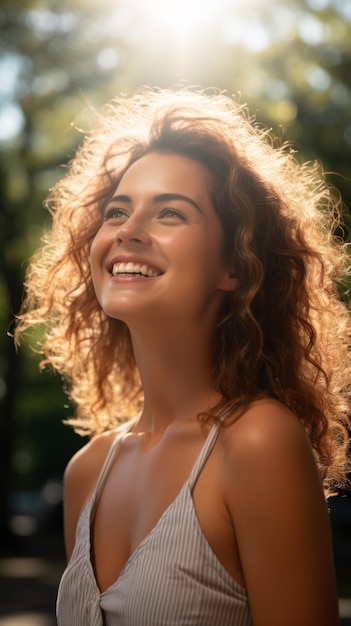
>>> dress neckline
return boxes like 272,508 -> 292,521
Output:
87,421 -> 222,595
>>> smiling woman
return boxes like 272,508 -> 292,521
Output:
14,87 -> 351,626
89,152 -> 232,324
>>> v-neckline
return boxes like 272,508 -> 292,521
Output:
88,479 -> 190,597
86,421 -> 220,596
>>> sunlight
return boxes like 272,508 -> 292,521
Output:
76,0 -> 278,76
78,0 -> 275,82
121,0 -> 271,49
131,0 -> 222,43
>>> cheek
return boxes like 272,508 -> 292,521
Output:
89,237 -> 98,267
89,233 -> 107,296
89,229 -> 107,268
194,230 -> 226,273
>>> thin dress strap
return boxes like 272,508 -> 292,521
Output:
93,418 -> 138,504
188,405 -> 231,491
93,407 -> 231,501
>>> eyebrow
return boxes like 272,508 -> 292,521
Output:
107,193 -> 203,214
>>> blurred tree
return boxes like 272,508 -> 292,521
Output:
257,0 -> 351,211
0,0 -> 350,548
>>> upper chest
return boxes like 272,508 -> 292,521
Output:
89,424 -> 235,591
93,427 -> 212,540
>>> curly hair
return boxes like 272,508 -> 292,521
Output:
15,87 -> 351,492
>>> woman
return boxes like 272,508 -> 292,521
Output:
15,88 -> 351,625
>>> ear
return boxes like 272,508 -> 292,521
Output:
218,270 -> 238,292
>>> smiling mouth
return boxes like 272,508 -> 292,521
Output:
111,261 -> 162,278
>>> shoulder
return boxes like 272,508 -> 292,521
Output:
218,399 -> 338,625
64,428 -> 119,492
219,397 -> 322,513
220,397 -> 316,476
64,431 -> 112,493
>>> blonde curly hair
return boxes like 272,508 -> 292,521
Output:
15,87 -> 351,493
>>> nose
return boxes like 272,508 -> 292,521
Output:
116,215 -> 151,245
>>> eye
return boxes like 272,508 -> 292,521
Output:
103,207 -> 129,221
159,208 -> 187,221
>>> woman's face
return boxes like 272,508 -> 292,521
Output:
90,151 -> 234,327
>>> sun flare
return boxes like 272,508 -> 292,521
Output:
132,0 -> 222,43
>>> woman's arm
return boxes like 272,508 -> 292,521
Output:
223,400 -> 339,626
62,431 -> 117,560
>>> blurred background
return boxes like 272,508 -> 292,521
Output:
0,0 -> 350,623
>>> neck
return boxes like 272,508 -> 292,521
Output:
129,320 -> 219,435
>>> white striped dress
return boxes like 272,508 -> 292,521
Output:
56,421 -> 252,625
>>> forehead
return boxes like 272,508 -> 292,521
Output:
116,151 -> 213,197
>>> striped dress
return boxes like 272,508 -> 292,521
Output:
56,421 -> 252,625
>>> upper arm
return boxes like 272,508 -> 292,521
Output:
62,446 -> 90,561
223,400 -> 339,626
63,433 -> 114,561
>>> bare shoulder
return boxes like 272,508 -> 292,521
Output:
63,427 -> 122,560
220,397 -> 316,474
218,398 -> 339,626
219,397 -> 323,522
224,396 -> 310,438
64,429 -> 117,499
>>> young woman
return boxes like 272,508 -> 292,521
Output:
15,88 -> 351,625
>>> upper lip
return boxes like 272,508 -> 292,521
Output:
107,255 -> 164,276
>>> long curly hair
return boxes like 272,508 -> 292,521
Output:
15,87 -> 351,492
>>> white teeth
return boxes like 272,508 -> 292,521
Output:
111,262 -> 159,277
